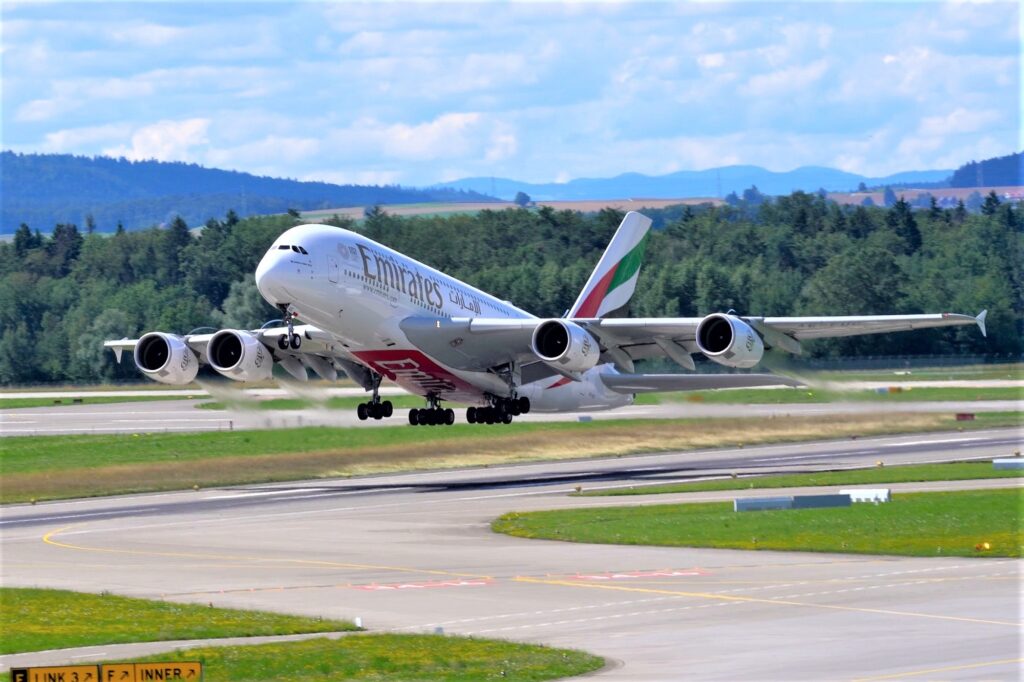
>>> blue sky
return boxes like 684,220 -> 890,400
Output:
2,1 -> 1019,187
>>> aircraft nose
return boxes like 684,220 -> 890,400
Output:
255,249 -> 291,306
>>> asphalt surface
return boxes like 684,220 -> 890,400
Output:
2,428 -> 1021,680
2,397 -> 1021,436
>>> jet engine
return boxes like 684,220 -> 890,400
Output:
695,313 -> 764,369
531,320 -> 600,374
133,332 -> 199,385
207,330 -> 273,382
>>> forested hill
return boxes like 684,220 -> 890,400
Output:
0,193 -> 1019,385
0,152 -> 494,234
950,152 -> 1023,188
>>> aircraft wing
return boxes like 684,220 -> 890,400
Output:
399,310 -> 987,374
104,324 -> 375,387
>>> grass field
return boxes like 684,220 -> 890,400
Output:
493,488 -> 1022,557
578,461 -> 1024,497
1,590 -> 603,681
2,412 -> 1019,503
60,635 -> 604,682
1,588 -> 355,655
0,395 -> 194,409
634,385 -> 1022,405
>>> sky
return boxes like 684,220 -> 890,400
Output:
2,1 -> 1020,187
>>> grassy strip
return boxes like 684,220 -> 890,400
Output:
0,588 -> 355,655
635,385 -> 1023,405
579,461 -> 1023,497
197,395 -> 426,411
493,488 -> 1022,557
0,395 -> 193,409
0,635 -> 604,682
2,413 -> 1019,504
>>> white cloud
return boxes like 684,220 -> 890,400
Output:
106,22 -> 188,48
103,118 -> 210,162
918,108 -> 1001,137
40,123 -> 131,152
741,59 -> 830,97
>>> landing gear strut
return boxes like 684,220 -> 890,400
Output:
409,394 -> 455,426
356,371 -> 393,421
466,395 -> 530,424
276,306 -> 301,350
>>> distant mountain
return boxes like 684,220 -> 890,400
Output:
436,165 -> 955,202
950,151 -> 1022,188
0,152 -> 495,233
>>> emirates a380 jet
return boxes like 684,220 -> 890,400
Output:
107,212 -> 986,426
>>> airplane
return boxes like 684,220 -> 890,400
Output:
106,211 -> 987,426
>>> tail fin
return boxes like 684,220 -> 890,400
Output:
568,211 -> 652,318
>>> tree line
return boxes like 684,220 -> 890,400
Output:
0,193 -> 1020,385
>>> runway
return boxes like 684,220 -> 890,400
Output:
2,428 -> 1021,680
2,397 -> 1021,436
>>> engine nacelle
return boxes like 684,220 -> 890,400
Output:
695,314 -> 764,369
133,332 -> 199,385
207,330 -> 273,382
531,320 -> 600,374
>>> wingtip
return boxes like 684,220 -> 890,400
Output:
976,309 -> 987,337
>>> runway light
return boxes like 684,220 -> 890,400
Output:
875,461 -> 884,467
975,542 -> 992,552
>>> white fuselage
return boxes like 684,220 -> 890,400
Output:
255,224 -> 632,412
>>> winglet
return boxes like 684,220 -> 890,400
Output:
976,309 -> 987,338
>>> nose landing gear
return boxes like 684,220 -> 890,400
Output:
275,306 -> 302,350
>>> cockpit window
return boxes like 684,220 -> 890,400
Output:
278,244 -> 290,250
298,246 -> 308,255
277,244 -> 309,255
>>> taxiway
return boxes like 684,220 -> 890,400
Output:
2,428 -> 1021,680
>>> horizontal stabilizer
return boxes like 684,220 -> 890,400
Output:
600,372 -> 800,394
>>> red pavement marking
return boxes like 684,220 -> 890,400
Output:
350,579 -> 494,591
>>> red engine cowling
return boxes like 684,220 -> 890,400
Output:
207,330 -> 273,382
695,314 -> 764,369
133,332 -> 199,385
531,320 -> 600,374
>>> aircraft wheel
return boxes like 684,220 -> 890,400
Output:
277,335 -> 288,350
289,333 -> 301,350
417,409 -> 430,426
372,403 -> 383,419
518,397 -> 531,414
467,407 -> 477,424
484,408 -> 495,424
382,400 -> 393,418
409,408 -> 419,425
502,412 -> 513,424
357,403 -> 368,421
444,408 -> 455,425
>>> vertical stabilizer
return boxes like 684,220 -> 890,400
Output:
568,211 -> 652,319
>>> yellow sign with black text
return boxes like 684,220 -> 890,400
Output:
100,663 -> 202,682
11,666 -> 99,682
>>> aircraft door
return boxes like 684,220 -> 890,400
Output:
328,255 -> 339,283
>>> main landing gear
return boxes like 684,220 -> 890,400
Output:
466,396 -> 530,425
409,394 -> 455,426
356,371 -> 393,421
276,306 -> 301,350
